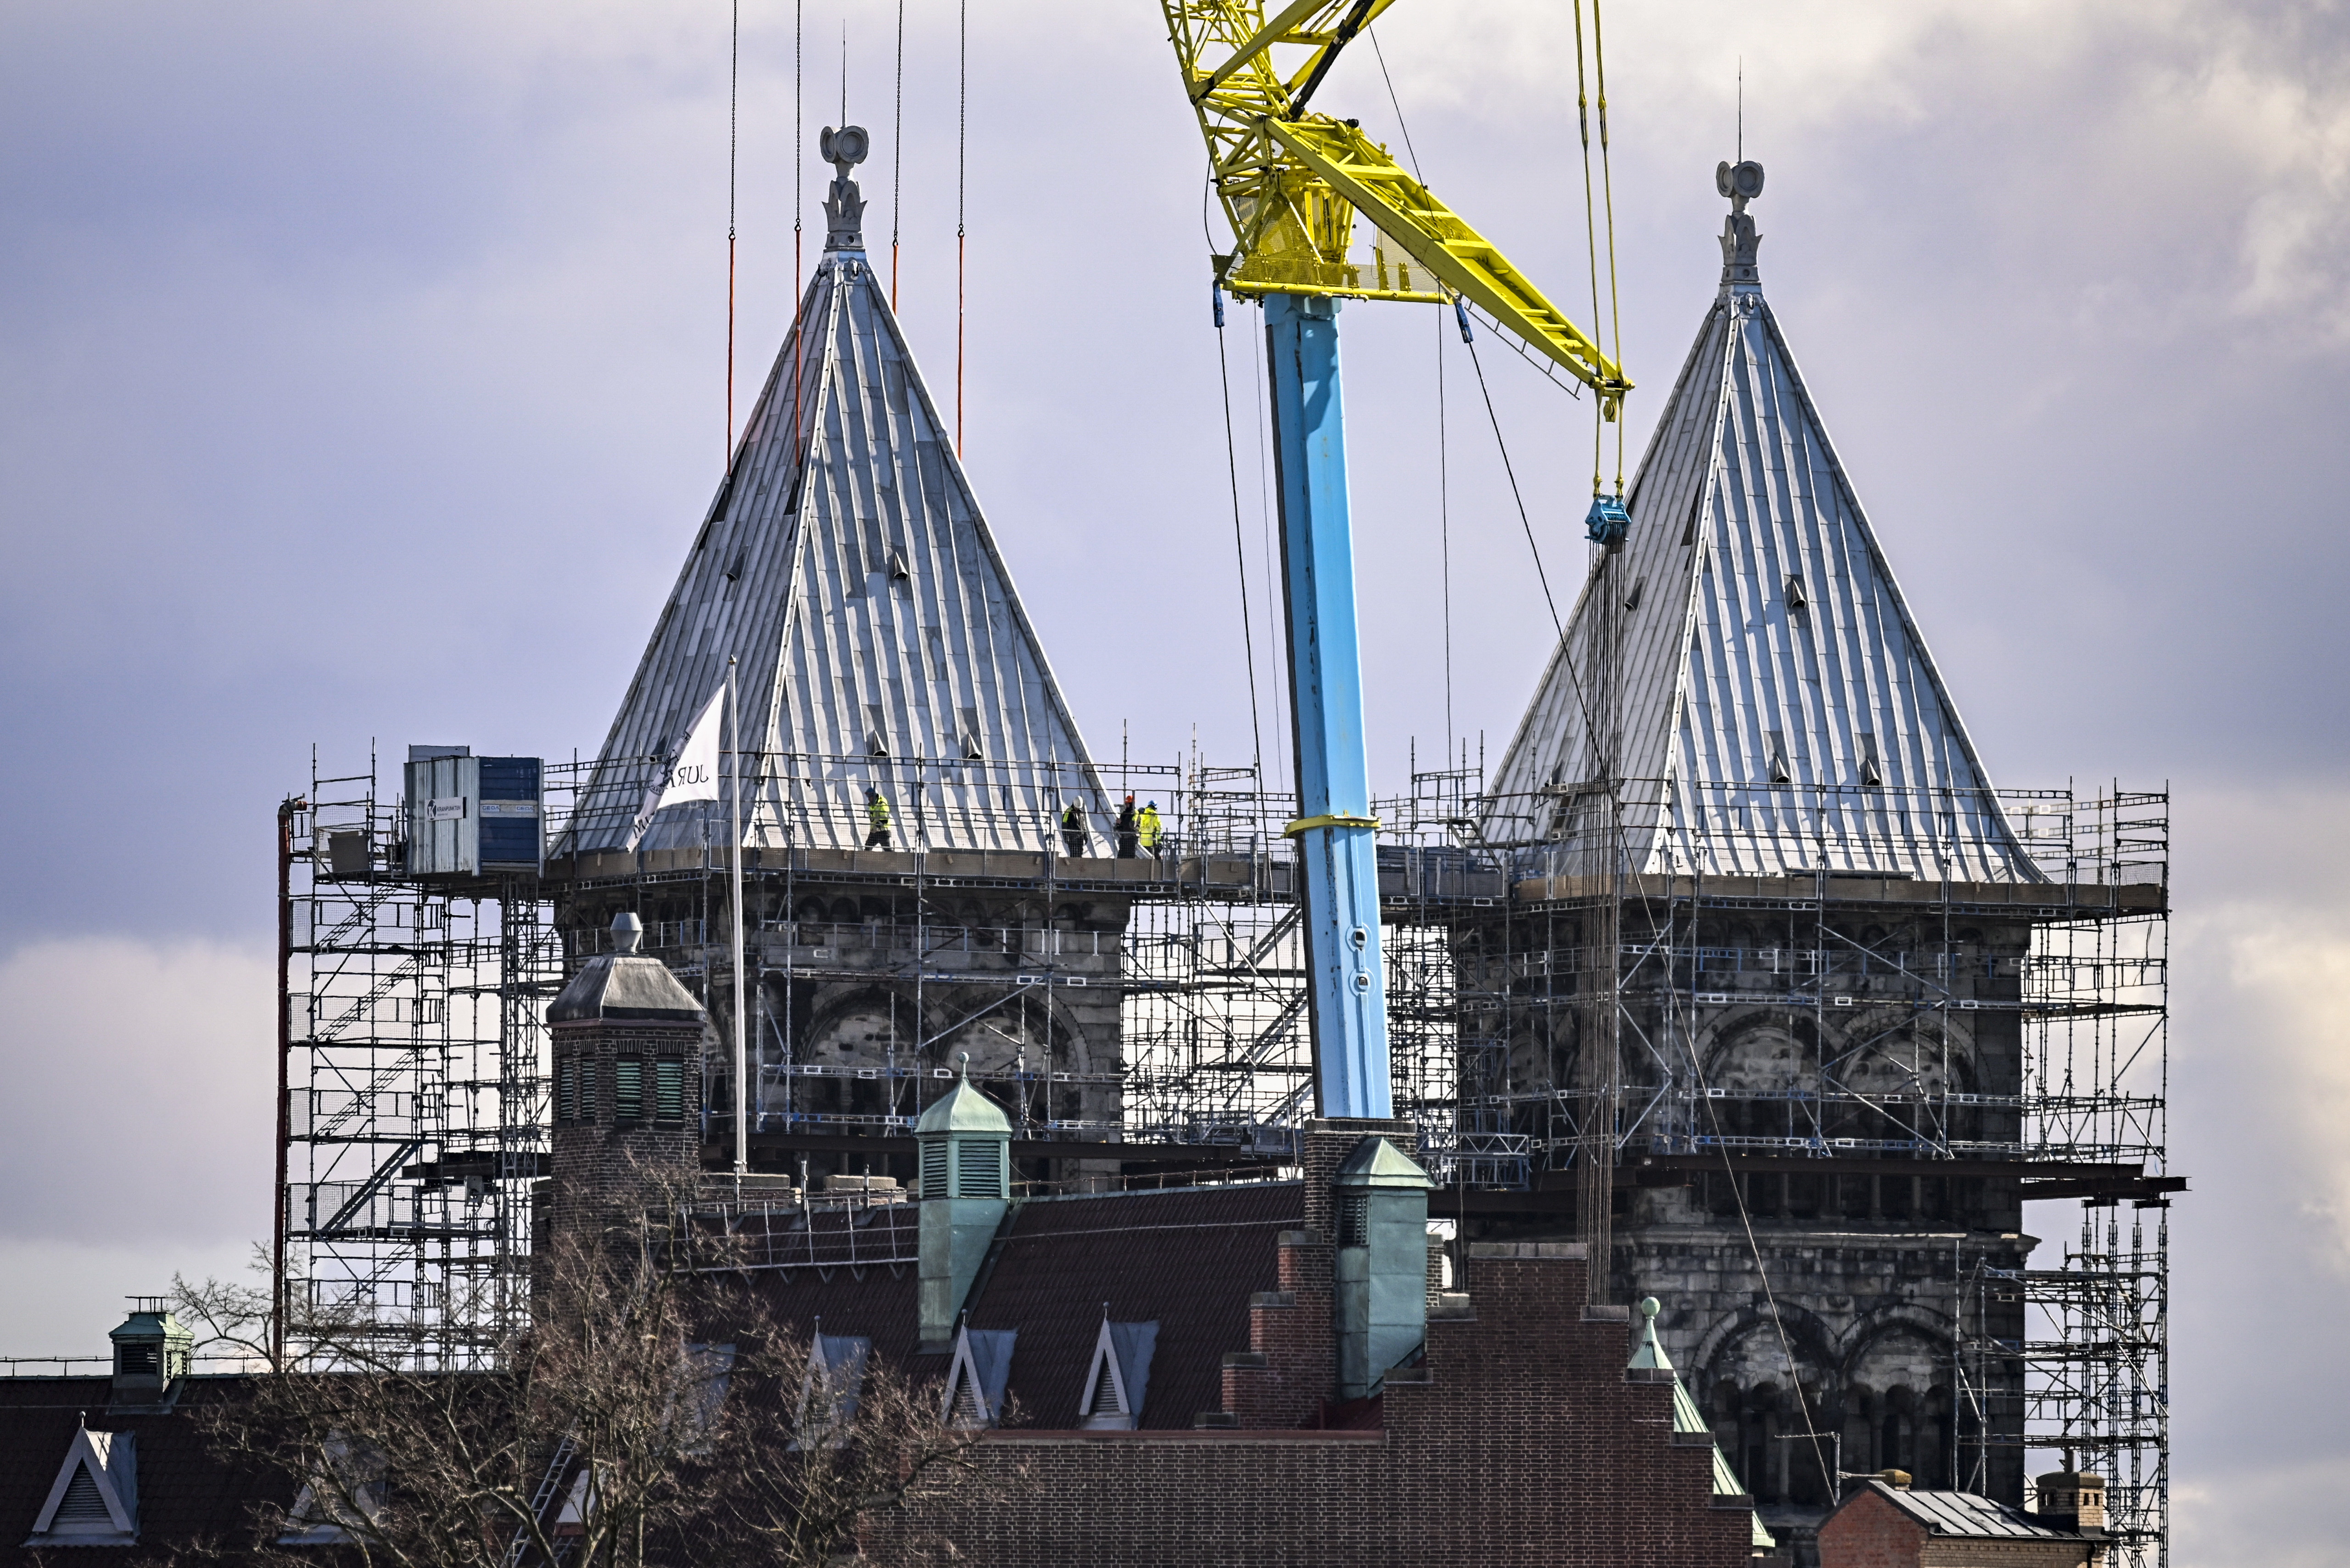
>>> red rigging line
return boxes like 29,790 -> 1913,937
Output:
792,0 -> 806,477
726,0 -> 740,463
956,0 -> 967,456
892,0 -> 905,311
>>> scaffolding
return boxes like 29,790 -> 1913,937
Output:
274,745 -> 2168,1559
280,753 -> 560,1369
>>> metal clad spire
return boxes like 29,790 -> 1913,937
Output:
1483,165 -> 2037,883
565,162 -> 1104,857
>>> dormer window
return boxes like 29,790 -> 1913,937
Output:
942,1325 -> 1016,1429
793,1333 -> 872,1449
279,1433 -> 385,1546
27,1425 -> 138,1546
1078,1317 -> 1159,1431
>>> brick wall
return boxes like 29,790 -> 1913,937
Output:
869,1236 -> 1762,1566
1817,1491 -> 1930,1568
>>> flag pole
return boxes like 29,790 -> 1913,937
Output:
729,654 -> 748,1184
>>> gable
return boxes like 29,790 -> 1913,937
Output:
26,1426 -> 136,1544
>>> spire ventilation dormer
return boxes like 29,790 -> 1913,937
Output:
25,1423 -> 138,1546
1078,1314 -> 1160,1431
792,1333 -> 873,1450
942,1324 -> 1017,1429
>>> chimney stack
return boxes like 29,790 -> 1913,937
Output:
2036,1468 -> 2107,1532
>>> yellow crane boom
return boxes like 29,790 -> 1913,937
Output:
1162,0 -> 1629,414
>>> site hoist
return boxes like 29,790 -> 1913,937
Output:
1158,0 -> 1631,1118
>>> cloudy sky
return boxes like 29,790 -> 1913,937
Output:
1,2 -> 2343,1560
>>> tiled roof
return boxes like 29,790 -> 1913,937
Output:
744,1182 -> 1302,1430
969,1183 -> 1301,1430
0,1377 -> 289,1563
1863,1481 -> 2082,1540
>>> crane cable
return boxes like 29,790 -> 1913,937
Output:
956,0 -> 968,456
726,0 -> 739,464
891,0 -> 905,310
790,0 -> 805,480
1571,1 -> 1603,499
1592,0 -> 1625,494
1368,28 -> 1451,756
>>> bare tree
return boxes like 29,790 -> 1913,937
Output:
186,1165 -> 1020,1566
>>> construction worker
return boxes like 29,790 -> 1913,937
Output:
1138,800 -> 1164,859
1114,794 -> 1139,858
1060,799 -> 1089,858
864,788 -> 892,850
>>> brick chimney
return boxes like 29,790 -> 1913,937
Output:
543,913 -> 708,1255
2035,1468 -> 2107,1532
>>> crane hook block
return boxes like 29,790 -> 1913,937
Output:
1584,493 -> 1632,547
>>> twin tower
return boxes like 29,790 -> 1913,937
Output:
529,141 -> 2147,1557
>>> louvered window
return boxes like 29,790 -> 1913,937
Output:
920,1140 -> 948,1197
556,1058 -> 577,1125
55,1469 -> 109,1524
1086,1366 -> 1123,1417
654,1059 -> 684,1124
1337,1192 -> 1370,1247
956,1140 -> 1002,1198
615,1059 -> 644,1124
118,1344 -> 158,1376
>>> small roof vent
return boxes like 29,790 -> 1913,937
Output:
1785,572 -> 1807,612
943,1325 -> 1017,1428
26,1423 -> 137,1545
1079,1314 -> 1159,1430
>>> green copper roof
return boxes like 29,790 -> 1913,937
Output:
916,1058 -> 1012,1137
1631,1298 -> 1775,1550
1332,1137 -> 1434,1189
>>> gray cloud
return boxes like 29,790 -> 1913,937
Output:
0,4 -> 2339,1556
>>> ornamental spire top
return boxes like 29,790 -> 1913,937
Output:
1716,158 -> 1764,288
821,123 -> 869,251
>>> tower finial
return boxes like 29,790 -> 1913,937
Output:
1628,1294 -> 1674,1370
1715,160 -> 1765,289
821,124 -> 870,252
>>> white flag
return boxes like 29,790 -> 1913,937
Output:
624,685 -> 727,849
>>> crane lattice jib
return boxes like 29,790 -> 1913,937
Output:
1163,0 -> 1630,412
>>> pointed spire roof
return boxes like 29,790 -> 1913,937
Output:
1484,164 -> 2038,883
562,128 -> 1105,857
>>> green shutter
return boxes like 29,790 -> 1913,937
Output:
557,1058 -> 577,1124
957,1139 -> 1003,1199
921,1139 -> 948,1197
655,1058 -> 684,1123
615,1058 -> 644,1124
